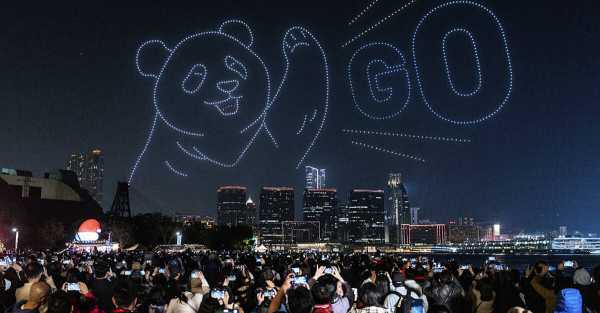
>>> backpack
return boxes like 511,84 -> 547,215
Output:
387,290 -> 424,313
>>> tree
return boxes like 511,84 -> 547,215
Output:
108,218 -> 134,248
36,219 -> 66,249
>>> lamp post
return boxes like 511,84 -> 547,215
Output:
11,228 -> 19,253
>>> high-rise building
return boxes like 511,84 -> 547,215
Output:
334,203 -> 350,243
259,187 -> 294,244
245,197 -> 257,227
67,149 -> 104,205
410,207 -> 420,225
386,173 -> 410,225
559,226 -> 567,238
305,166 -> 326,189
216,186 -> 247,227
386,173 -> 410,244
348,189 -> 385,243
303,188 -> 337,241
447,217 -> 480,243
281,221 -> 320,243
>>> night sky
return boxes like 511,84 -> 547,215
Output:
2,1 -> 599,233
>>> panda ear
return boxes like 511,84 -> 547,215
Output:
219,19 -> 254,48
135,40 -> 172,79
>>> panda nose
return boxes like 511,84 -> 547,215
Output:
216,80 -> 239,93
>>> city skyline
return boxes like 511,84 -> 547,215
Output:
1,1 -> 599,233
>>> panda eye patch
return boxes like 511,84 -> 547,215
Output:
182,64 -> 207,94
224,56 -> 247,80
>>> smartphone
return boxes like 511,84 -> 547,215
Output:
433,267 -> 444,273
564,261 -> 574,268
37,259 -> 45,265
324,267 -> 334,274
488,256 -> 496,261
140,270 -> 145,275
223,310 -> 238,313
291,267 -> 301,275
293,276 -> 307,286
227,275 -> 237,282
63,260 -> 71,265
0,260 -> 8,266
352,288 -> 358,302
459,265 -> 469,270
494,264 -> 505,271
191,272 -> 199,279
159,268 -> 165,274
211,289 -> 225,299
122,270 -> 132,276
262,290 -> 275,298
67,283 -> 80,291
548,266 -> 557,272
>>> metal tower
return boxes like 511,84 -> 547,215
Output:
109,181 -> 131,218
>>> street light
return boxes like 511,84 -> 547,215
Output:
176,231 -> 182,246
11,228 -> 19,253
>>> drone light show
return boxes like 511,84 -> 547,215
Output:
128,0 -> 513,182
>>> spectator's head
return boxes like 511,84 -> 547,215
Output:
94,259 -> 110,278
437,270 -> 453,285
391,271 -> 405,288
357,282 -> 382,308
198,296 -> 222,313
476,278 -> 495,302
573,268 -> 592,286
311,280 -> 336,305
112,279 -> 137,311
287,286 -> 314,313
374,273 -> 390,302
47,291 -> 72,313
27,281 -> 51,308
147,286 -> 168,309
24,262 -> 44,283
534,261 -> 548,277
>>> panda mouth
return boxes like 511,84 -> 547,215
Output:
204,96 -> 242,116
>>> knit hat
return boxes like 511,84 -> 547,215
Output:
573,268 -> 592,286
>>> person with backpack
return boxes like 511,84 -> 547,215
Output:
384,272 -> 428,313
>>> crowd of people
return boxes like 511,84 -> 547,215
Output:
0,250 -> 598,313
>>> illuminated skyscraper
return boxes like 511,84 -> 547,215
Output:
259,187 -> 295,244
386,173 -> 410,243
245,197 -> 257,227
303,188 -> 337,241
216,186 -> 247,227
410,207 -> 420,225
66,149 -> 104,205
305,166 -> 326,189
348,189 -> 385,243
